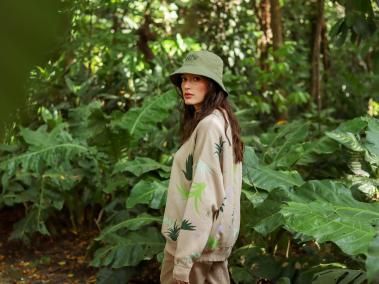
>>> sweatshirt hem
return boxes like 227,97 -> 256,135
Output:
164,243 -> 233,262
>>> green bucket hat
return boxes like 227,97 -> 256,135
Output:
169,50 -> 229,97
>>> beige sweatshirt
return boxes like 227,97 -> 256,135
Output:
161,108 -> 243,282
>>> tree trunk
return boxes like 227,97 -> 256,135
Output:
255,0 -> 271,74
321,20 -> 330,106
310,0 -> 324,116
269,0 -> 287,120
270,0 -> 283,51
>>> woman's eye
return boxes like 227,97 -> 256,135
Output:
193,77 -> 200,81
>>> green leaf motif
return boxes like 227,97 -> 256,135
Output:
166,221 -> 180,241
166,219 -> 196,241
215,136 -> 225,161
189,182 -> 206,214
177,184 -> 190,199
206,235 -> 219,250
181,219 -> 196,231
195,160 -> 212,175
182,153 -> 193,181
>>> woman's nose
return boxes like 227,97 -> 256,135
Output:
183,81 -> 190,90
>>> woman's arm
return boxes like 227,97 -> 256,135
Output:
173,118 -> 225,282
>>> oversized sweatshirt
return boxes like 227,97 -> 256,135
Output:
161,108 -> 243,282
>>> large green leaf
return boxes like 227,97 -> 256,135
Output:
126,179 -> 168,209
270,121 -> 309,167
91,227 -> 164,268
296,137 -> 338,166
241,190 -> 268,207
96,213 -> 162,239
68,100 -> 107,141
325,131 -> 365,152
247,189 -> 290,236
366,228 -> 379,283
110,90 -> 177,144
243,146 -> 260,168
365,118 -> 379,161
0,123 -> 96,176
244,164 -> 304,191
281,180 -> 379,256
311,269 -> 366,284
8,208 -> 50,244
113,156 -> 170,176
335,117 -> 368,134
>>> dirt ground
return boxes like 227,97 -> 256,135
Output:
0,207 -> 162,284
0,207 -> 99,283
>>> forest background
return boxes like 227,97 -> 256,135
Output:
0,0 -> 379,283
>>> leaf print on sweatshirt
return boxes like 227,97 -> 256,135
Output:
213,196 -> 226,221
177,184 -> 190,199
166,219 -> 196,241
182,153 -> 193,181
166,221 -> 180,241
195,159 -> 212,175
215,136 -> 225,163
206,235 -> 219,250
189,182 -> 206,214
181,219 -> 196,231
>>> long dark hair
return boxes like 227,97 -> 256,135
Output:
176,78 -> 244,164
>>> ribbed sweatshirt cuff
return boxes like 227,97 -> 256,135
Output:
173,264 -> 192,282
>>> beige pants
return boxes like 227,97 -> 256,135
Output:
160,250 -> 230,284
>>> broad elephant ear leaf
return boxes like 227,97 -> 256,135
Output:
126,179 -> 168,209
366,228 -> 379,283
281,180 -> 379,256
91,227 -> 164,268
311,269 -> 366,284
244,163 -> 304,192
325,131 -> 365,152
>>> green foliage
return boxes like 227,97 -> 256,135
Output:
238,116 -> 379,283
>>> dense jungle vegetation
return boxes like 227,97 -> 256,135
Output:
1,0 -> 379,283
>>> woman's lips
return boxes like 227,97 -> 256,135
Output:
184,93 -> 193,99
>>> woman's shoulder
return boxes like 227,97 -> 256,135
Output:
196,109 -> 225,132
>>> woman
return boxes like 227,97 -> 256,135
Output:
160,50 -> 244,284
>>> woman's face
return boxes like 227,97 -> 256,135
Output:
180,73 -> 210,112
